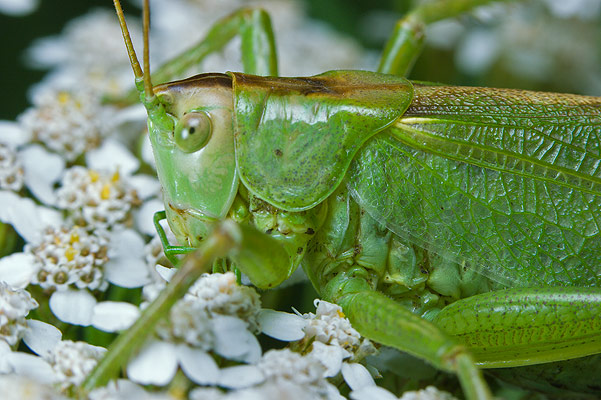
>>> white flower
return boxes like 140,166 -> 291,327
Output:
27,225 -> 109,292
144,235 -> 171,276
26,9 -> 140,95
8,224 -> 147,326
190,381 -> 327,400
0,190 -> 62,246
102,228 -> 151,289
55,166 -> 141,231
0,282 -> 38,346
23,319 -> 62,357
0,340 -> 55,384
44,340 -> 106,390
128,273 -> 262,386
256,299 -> 377,388
303,300 -> 377,362
89,379 -> 174,400
0,143 -> 24,191
19,144 -> 65,205
398,386 -> 458,400
155,299 -> 214,349
19,88 -> 107,162
0,0 -> 38,16
0,375 -> 66,400
350,385 -> 458,400
186,271 -> 262,331
543,0 -> 601,19
257,349 -> 342,400
90,301 -> 140,332
257,308 -> 306,341
0,122 -> 66,205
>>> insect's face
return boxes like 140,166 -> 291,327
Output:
150,73 -> 238,246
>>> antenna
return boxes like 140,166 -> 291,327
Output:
113,0 -> 154,100
142,0 -> 154,99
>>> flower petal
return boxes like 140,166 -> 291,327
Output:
20,144 -> 65,205
91,301 -> 140,332
155,264 -> 175,282
176,344 -> 220,385
23,319 -> 62,356
213,316 -> 261,362
310,342 -> 343,377
127,340 -> 177,386
104,257 -> 150,288
0,190 -> 62,243
342,362 -> 375,392
86,138 -> 139,176
257,309 -> 306,341
0,0 -> 39,16
217,365 -> 264,389
5,352 -> 56,384
128,174 -> 161,200
108,228 -> 145,258
350,386 -> 398,400
141,133 -> 155,168
134,198 -> 164,236
49,289 -> 97,326
104,229 -> 150,288
0,120 -> 31,146
0,252 -> 37,289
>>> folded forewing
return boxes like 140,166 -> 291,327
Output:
348,85 -> 601,287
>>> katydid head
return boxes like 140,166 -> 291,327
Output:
152,75 -> 238,246
114,0 -> 239,247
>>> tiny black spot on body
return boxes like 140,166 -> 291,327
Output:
305,228 -> 315,235
265,228 -> 273,234
274,149 -> 283,157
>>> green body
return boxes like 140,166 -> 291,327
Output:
103,1 -> 601,399
150,70 -> 601,396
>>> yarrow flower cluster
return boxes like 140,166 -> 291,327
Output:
152,272 -> 263,346
156,299 -> 214,349
187,272 -> 262,331
56,166 -> 140,230
19,88 -> 106,162
0,144 -> 24,191
0,282 -> 38,346
27,225 -> 108,292
302,300 -> 377,362
257,349 -> 334,395
130,272 -> 263,386
44,340 -> 106,390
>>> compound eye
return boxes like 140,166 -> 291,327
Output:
174,111 -> 212,153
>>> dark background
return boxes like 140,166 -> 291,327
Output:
0,0 -> 114,120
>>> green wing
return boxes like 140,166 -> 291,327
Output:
231,70 -> 413,211
349,84 -> 601,287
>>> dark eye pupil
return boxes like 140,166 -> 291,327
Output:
189,127 -> 196,134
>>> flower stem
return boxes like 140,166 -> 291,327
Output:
79,221 -> 240,394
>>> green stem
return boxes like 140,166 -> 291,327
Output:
378,0 -> 517,76
79,221 -> 239,393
